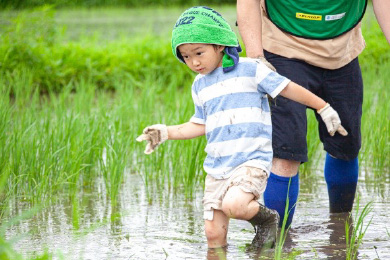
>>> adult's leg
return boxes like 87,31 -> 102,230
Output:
265,159 -> 300,227
325,154 -> 359,212
318,58 -> 363,213
263,50 -> 322,227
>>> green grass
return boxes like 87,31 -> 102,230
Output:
0,0 -> 388,216
0,1 -> 387,204
0,0 -> 236,10
345,199 -> 373,260
274,181 -> 292,260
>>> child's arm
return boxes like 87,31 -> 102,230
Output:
167,122 -> 205,140
280,81 -> 326,110
279,81 -> 348,136
136,122 -> 205,154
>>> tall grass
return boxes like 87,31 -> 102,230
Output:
0,0 -> 236,9
0,65 -> 204,205
345,199 -> 374,260
274,182 -> 292,260
0,1 -> 387,215
359,61 -> 390,175
0,6 -> 204,216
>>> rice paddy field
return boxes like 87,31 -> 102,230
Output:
0,3 -> 389,260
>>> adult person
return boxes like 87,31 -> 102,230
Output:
237,0 -> 390,227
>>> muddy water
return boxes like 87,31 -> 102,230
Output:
4,169 -> 390,260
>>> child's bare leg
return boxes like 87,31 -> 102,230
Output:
222,186 -> 279,249
204,210 -> 229,248
221,186 -> 258,220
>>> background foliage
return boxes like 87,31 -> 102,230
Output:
1,0 -> 236,9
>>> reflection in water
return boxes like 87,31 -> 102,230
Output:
110,203 -> 123,235
318,213 -> 351,260
246,243 -> 276,260
3,173 -> 390,259
207,245 -> 273,260
207,247 -> 227,260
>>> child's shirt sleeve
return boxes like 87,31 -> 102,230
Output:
189,80 -> 205,125
255,60 -> 291,98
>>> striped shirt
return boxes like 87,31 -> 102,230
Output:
190,58 -> 290,179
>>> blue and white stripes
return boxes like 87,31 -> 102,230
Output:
190,58 -> 290,179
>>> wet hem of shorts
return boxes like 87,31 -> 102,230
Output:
273,150 -> 308,163
324,146 -> 360,161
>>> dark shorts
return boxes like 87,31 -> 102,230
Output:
264,50 -> 363,162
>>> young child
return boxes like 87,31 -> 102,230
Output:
136,6 -> 347,250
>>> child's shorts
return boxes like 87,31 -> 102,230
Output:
202,166 -> 268,221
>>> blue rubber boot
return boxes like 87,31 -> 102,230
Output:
263,173 -> 299,228
324,153 -> 359,213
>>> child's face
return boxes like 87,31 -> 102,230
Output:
178,43 -> 224,75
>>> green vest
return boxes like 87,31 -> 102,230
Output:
265,0 -> 367,39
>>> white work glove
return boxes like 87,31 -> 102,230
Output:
136,124 -> 168,154
317,104 -> 348,137
255,56 -> 276,72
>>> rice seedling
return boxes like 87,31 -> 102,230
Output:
274,202 -> 291,259
359,60 -> 390,175
345,197 -> 373,260
273,178 -> 304,260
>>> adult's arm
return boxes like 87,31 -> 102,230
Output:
372,0 -> 390,44
237,0 -> 264,57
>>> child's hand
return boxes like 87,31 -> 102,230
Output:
136,124 -> 168,154
317,104 -> 348,136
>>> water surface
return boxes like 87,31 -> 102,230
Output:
4,169 -> 390,260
